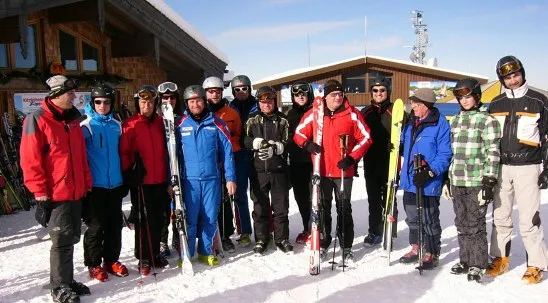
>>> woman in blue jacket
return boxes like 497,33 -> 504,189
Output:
398,88 -> 452,269
80,84 -> 128,281
176,85 -> 236,266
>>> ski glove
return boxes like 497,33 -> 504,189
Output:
81,194 -> 92,226
268,140 -> 284,155
337,156 -> 355,170
478,176 -> 497,206
258,146 -> 274,160
538,169 -> 548,189
123,152 -> 147,187
413,163 -> 435,187
34,200 -> 51,228
303,141 -> 321,154
252,138 -> 266,150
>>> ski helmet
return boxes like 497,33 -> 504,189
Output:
453,78 -> 482,105
496,55 -> 525,87
134,85 -> 159,114
231,75 -> 251,88
370,77 -> 391,92
255,86 -> 276,100
203,76 -> 224,90
90,84 -> 115,114
290,80 -> 314,105
157,82 -> 184,115
183,85 -> 206,101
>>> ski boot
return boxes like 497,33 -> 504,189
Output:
88,266 -> 108,282
275,239 -> 294,254
139,260 -> 151,276
222,237 -> 236,253
450,262 -> 469,275
399,244 -> 419,264
154,254 -> 169,268
522,267 -> 543,285
253,239 -> 268,255
320,247 -> 328,261
363,233 -> 382,247
486,257 -> 509,276
237,233 -> 251,247
160,242 -> 171,259
419,253 -> 439,270
295,231 -> 310,244
467,267 -> 484,283
104,261 -> 129,277
51,285 -> 79,303
342,249 -> 354,265
198,254 -> 220,266
69,280 -> 90,296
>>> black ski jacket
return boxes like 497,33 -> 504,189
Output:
360,100 -> 396,173
286,101 -> 312,164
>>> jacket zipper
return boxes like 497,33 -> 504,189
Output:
65,123 -> 76,200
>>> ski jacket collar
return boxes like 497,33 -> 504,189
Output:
324,98 -> 351,117
208,101 -> 225,113
370,99 -> 391,113
84,102 -> 113,122
43,97 -> 81,123
504,82 -> 528,99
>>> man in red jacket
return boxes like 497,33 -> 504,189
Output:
119,85 -> 171,276
294,79 -> 372,263
21,75 -> 93,303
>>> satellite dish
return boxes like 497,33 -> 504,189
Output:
426,57 -> 438,67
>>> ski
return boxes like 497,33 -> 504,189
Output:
381,99 -> 404,265
161,102 -> 193,276
309,96 -> 324,275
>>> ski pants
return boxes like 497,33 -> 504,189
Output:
133,184 -> 169,261
490,164 -> 548,270
184,178 -> 221,257
48,200 -> 82,289
160,199 -> 178,246
290,162 -> 312,231
403,191 -> 442,255
250,171 -> 289,242
451,186 -> 488,269
364,167 -> 388,236
320,177 -> 354,250
218,173 -> 235,239
83,186 -> 124,267
234,150 -> 253,235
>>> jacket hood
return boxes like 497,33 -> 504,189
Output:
85,101 -> 113,121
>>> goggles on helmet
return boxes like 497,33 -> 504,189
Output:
291,84 -> 309,95
453,87 -> 473,100
138,86 -> 158,100
158,82 -> 178,94
50,79 -> 78,97
498,61 -> 522,77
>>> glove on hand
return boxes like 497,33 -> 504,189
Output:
337,156 -> 355,170
268,140 -> 284,155
303,141 -> 321,154
538,169 -> 548,189
442,183 -> 452,200
252,138 -> 266,150
258,146 -> 274,160
478,176 -> 497,206
413,163 -> 435,187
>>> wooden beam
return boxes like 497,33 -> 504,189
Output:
48,0 -> 97,24
0,0 -> 85,19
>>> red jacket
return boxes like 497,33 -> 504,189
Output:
294,99 -> 372,178
20,99 -> 92,201
119,113 -> 168,185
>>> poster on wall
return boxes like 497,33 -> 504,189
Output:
312,84 -> 324,98
281,85 -> 291,105
14,92 -> 90,115
409,81 -> 457,100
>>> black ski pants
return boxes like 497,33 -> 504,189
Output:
451,186 -> 488,269
364,167 -> 388,236
320,177 -> 354,250
83,186 -> 124,267
250,171 -> 289,243
290,162 -> 312,231
48,200 -> 82,289
132,183 -> 169,261
403,191 -> 441,255
160,199 -> 178,246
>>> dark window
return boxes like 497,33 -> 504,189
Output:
0,44 -> 7,68
367,70 -> 393,92
343,71 -> 366,93
14,25 -> 37,68
82,42 -> 99,71
59,31 -> 78,71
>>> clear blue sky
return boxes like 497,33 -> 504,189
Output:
165,0 -> 548,89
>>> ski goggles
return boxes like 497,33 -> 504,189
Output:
291,84 -> 309,95
138,86 -> 158,100
233,86 -> 249,93
497,61 -> 522,77
49,79 -> 78,97
258,92 -> 276,103
158,82 -> 178,93
453,87 -> 473,99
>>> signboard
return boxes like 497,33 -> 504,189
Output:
281,83 -> 325,105
409,81 -> 457,100
14,92 -> 90,115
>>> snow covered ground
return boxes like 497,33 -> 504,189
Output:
1,174 -> 547,303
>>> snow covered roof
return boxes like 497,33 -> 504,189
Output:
144,0 -> 228,64
255,55 -> 488,86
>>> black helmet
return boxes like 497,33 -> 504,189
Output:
290,80 -> 314,106
183,85 -> 206,101
370,77 -> 391,91
454,78 -> 482,104
255,86 -> 276,100
496,55 -> 525,87
90,84 -> 115,114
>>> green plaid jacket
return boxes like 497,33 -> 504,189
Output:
449,105 -> 501,187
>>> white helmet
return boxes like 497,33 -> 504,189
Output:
203,76 -> 224,90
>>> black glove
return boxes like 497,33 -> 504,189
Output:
303,141 -> 321,154
387,142 -> 394,153
479,176 -> 497,206
123,152 -> 147,187
413,163 -> 435,187
34,200 -> 51,228
127,205 -> 138,224
81,194 -> 92,225
337,156 -> 355,170
538,169 -> 548,189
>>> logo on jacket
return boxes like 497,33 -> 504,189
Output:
181,126 -> 193,131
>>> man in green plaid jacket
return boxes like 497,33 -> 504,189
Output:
443,78 -> 501,283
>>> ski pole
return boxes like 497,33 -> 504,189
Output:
413,153 -> 424,275
338,134 -> 349,271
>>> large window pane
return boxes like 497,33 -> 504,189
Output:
59,31 -> 78,71
15,25 -> 37,68
0,44 -> 7,68
82,42 -> 99,71
343,71 -> 366,93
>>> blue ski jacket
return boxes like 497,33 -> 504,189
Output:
399,107 -> 452,196
176,110 -> 236,183
80,102 -> 123,189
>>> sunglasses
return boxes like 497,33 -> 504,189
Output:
291,84 -> 309,95
158,82 -> 178,93
234,86 -> 249,93
372,88 -> 386,93
497,61 -> 522,77
327,92 -> 343,98
161,95 -> 176,100
258,93 -> 276,103
94,100 -> 111,105
206,88 -> 222,94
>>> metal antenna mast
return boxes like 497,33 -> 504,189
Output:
409,10 -> 429,65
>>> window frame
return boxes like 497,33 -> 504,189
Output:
58,26 -> 103,74
342,70 -> 366,94
0,23 -> 42,71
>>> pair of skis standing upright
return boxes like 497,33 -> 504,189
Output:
308,97 -> 407,275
